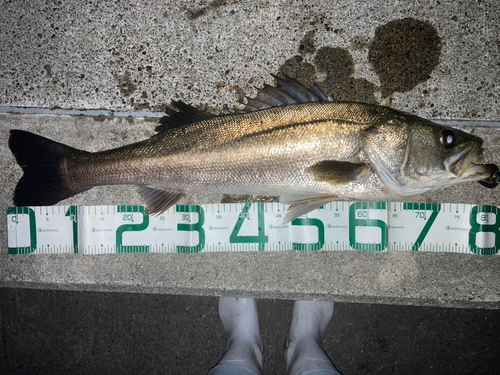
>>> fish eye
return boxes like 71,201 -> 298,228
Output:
440,129 -> 455,148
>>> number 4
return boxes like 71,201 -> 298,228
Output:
230,203 -> 268,251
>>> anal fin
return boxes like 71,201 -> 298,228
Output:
138,186 -> 184,215
280,194 -> 338,224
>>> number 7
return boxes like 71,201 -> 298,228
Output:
403,203 -> 441,251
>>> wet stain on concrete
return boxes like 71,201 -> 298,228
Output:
368,18 -> 442,97
315,47 -> 377,103
186,0 -> 231,21
278,46 -> 376,103
278,18 -> 441,103
278,56 -> 316,88
91,116 -> 107,123
133,102 -> 152,111
116,71 -> 136,97
299,30 -> 316,56
350,36 -> 369,52
315,47 -> 354,79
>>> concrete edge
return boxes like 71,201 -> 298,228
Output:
1,251 -> 499,309
0,282 -> 498,310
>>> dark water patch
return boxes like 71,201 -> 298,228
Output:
299,30 -> 316,55
133,102 -> 151,111
315,46 -> 377,103
277,46 -> 376,103
350,36 -> 369,52
277,56 -> 316,88
187,0 -> 231,21
278,18 -> 441,103
116,71 -> 137,97
368,18 -> 442,97
315,47 -> 354,78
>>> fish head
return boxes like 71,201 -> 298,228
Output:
360,114 -> 491,196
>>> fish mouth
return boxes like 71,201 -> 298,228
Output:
461,163 -> 497,181
445,142 -> 480,178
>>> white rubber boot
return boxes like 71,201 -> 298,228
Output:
285,300 -> 339,375
209,297 -> 263,375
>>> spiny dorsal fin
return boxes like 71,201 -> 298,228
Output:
157,74 -> 335,128
239,75 -> 335,113
137,186 -> 184,214
156,101 -> 216,132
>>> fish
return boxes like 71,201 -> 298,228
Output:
8,75 -> 498,223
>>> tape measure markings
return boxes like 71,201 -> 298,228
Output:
6,202 -> 500,255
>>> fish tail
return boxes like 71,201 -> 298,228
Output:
8,130 -> 87,206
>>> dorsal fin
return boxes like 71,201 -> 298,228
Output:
156,101 -> 216,132
238,75 -> 335,113
157,75 -> 335,129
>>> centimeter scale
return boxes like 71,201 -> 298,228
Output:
6,202 -> 500,255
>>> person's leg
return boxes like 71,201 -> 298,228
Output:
208,297 -> 263,375
285,300 -> 341,375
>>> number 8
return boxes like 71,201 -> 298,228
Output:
469,205 -> 500,255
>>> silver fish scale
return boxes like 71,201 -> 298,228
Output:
61,102 -> 386,197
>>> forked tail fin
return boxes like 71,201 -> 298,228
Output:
8,130 -> 88,206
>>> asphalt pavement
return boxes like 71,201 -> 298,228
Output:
1,288 -> 498,375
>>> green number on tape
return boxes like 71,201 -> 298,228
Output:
8,207 -> 37,254
403,203 -> 441,251
469,205 -> 500,255
230,203 -> 268,251
348,202 -> 387,251
176,205 -> 205,253
292,218 -> 325,251
65,206 -> 78,254
116,206 -> 149,253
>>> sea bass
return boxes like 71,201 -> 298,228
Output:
8,75 -> 498,222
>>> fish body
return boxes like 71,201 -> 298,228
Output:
63,102 -> 384,197
8,76 -> 495,222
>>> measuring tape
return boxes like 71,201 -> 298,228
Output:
6,202 -> 500,255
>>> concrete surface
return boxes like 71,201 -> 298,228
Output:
1,289 -> 499,375
1,250 -> 500,309
0,0 -> 498,120
1,114 -> 500,308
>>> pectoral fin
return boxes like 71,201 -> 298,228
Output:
307,160 -> 366,184
138,186 -> 184,215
